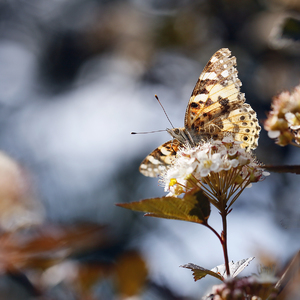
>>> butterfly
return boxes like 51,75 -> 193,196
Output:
140,48 -> 261,177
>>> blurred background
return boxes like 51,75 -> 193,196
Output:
0,0 -> 299,299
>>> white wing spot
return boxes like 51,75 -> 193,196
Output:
148,156 -> 161,165
204,72 -> 217,80
221,70 -> 229,77
211,56 -> 218,63
161,147 -> 171,156
194,93 -> 208,102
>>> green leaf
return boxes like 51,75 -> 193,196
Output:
180,263 -> 223,281
185,190 -> 211,221
116,190 -> 210,224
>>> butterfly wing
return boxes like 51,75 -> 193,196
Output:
211,103 -> 261,149
184,48 -> 260,149
139,140 -> 182,177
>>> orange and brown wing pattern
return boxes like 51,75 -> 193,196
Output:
184,48 -> 260,149
212,103 -> 260,149
185,48 -> 245,130
139,140 -> 182,177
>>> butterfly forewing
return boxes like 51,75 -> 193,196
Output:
139,48 -> 261,177
184,48 -> 260,149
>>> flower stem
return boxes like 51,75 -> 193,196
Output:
205,223 -> 222,244
221,210 -> 230,277
205,218 -> 230,278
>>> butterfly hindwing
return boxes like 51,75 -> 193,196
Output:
139,140 -> 182,177
218,104 -> 260,149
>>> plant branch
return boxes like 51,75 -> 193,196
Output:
204,223 -> 222,244
221,210 -> 230,277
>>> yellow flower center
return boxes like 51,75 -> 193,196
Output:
169,178 -> 177,186
203,160 -> 212,169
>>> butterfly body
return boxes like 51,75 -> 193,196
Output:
139,48 -> 261,177
166,127 -> 196,146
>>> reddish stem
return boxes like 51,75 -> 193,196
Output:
221,210 -> 230,277
204,223 -> 222,246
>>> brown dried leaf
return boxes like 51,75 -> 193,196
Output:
76,262 -> 113,294
0,152 -> 44,231
115,251 -> 147,296
0,223 -> 108,272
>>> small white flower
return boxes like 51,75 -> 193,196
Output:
229,159 -> 239,168
238,155 -> 249,166
268,130 -> 280,139
222,136 -> 234,143
228,149 -> 238,156
255,266 -> 278,284
285,112 -> 300,130
222,159 -> 233,171
285,112 -> 294,122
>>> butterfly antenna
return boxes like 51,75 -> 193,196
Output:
155,94 -> 174,128
131,129 -> 166,135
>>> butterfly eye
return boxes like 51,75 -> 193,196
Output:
174,129 -> 180,135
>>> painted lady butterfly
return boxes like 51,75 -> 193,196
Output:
140,48 -> 261,177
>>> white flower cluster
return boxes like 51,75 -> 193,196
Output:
264,84 -> 300,146
208,273 -> 277,300
162,136 -> 268,197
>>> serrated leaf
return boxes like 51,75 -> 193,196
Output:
180,263 -> 223,281
264,165 -> 300,174
181,257 -> 255,282
116,190 -> 210,224
227,257 -> 255,277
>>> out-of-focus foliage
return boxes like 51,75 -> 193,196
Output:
0,151 -> 43,231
